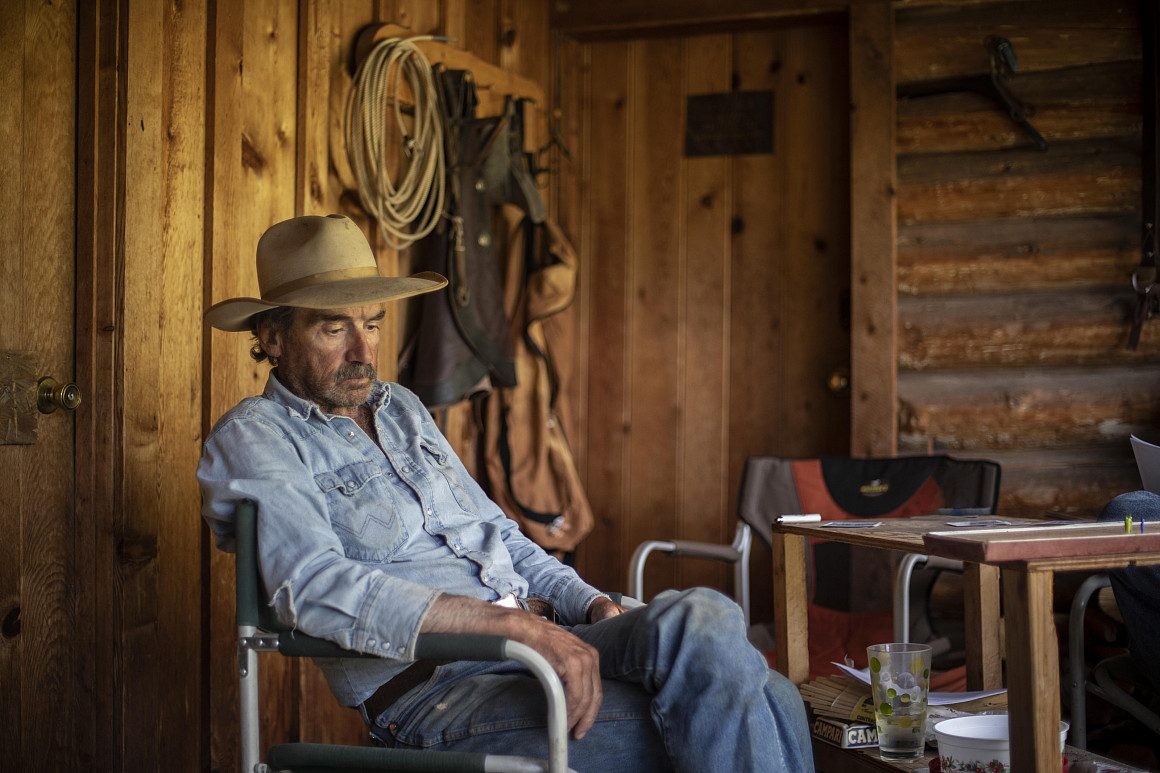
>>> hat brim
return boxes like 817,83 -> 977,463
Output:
205,271 -> 448,332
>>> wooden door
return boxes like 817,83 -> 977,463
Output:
557,20 -> 852,624
0,1 -> 83,768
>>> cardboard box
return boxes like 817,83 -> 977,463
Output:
811,716 -> 879,749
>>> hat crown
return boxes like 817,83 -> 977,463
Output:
256,214 -> 376,299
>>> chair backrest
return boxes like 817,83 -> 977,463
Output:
234,499 -> 285,634
737,455 -> 1000,676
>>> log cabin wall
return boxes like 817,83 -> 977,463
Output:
893,0 -> 1160,517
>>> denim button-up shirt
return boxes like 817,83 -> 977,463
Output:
197,372 -> 605,706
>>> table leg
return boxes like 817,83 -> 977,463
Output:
963,562 -> 1002,690
771,532 -> 809,685
1003,567 -> 1061,773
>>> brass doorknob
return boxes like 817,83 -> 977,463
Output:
37,377 -> 82,414
828,369 -> 850,394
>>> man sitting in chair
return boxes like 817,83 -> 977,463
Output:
197,214 -> 813,772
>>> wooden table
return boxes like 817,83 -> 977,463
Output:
771,515 -> 1160,773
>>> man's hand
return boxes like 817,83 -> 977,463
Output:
421,594 -> 604,739
586,595 -> 626,623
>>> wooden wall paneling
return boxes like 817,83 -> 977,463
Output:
897,138 -> 1141,226
898,213 -> 1140,296
75,2 -> 121,770
627,37 -> 684,599
771,22 -> 851,455
573,40 -> 631,590
158,0 -> 208,766
121,1 -> 169,765
727,28 -> 789,477
0,1 -> 25,763
548,34 -> 587,476
389,0 -> 440,35
551,0 -> 857,37
678,33 -> 732,594
726,29 -> 790,625
898,290 -> 1159,369
297,0 -> 332,217
894,0 -> 1141,84
1,0 -> 81,769
849,2 -> 896,457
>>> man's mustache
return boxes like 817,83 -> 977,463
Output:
335,362 -> 376,383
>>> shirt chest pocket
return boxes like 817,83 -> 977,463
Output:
420,441 -> 476,513
315,461 -> 408,561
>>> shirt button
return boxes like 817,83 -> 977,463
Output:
426,508 -> 433,514
381,641 -> 391,650
348,431 -> 355,437
367,638 -> 377,647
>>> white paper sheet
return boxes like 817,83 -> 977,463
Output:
1132,435 -> 1160,495
834,663 -> 1007,706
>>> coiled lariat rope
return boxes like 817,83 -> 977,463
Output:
345,36 -> 446,251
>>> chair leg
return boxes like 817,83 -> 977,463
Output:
1067,573 -> 1112,750
238,625 -> 261,773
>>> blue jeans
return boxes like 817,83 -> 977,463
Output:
1098,491 -> 1160,690
364,588 -> 814,772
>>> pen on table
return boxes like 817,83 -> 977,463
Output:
777,514 -> 822,524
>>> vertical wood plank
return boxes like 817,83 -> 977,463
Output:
298,0 -> 332,216
962,562 -> 1002,690
548,34 -> 587,478
156,0 -> 208,767
574,40 -> 631,586
848,2 -> 896,457
628,36 -> 684,598
679,34 -> 732,593
121,0 -> 166,766
0,0 -> 25,763
15,0 -> 79,769
1002,567 -> 1062,773
206,0 -> 248,766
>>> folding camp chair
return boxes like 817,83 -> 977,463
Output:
1067,573 -> 1160,749
231,500 -> 573,773
628,455 -> 1000,677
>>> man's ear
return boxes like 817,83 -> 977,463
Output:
256,319 -> 285,359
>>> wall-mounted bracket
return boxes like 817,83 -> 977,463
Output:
896,36 -> 1048,151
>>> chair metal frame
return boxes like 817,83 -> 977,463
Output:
627,455 -> 999,646
1067,572 -> 1160,750
232,500 -> 574,773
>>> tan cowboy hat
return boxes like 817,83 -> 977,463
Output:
205,214 -> 447,331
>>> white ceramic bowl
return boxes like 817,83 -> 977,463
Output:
934,714 -> 1068,773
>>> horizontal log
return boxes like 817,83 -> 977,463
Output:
929,445 -> 1146,519
898,365 -> 1160,449
898,62 -> 1142,154
898,289 -> 1160,369
898,213 -> 1139,295
897,138 -> 1142,226
895,0 -> 1141,83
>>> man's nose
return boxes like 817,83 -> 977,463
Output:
347,330 -> 374,361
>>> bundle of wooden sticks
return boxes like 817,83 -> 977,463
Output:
798,675 -> 877,724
